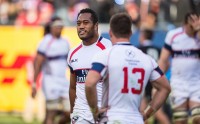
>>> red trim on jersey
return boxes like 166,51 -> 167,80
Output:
46,37 -> 54,51
170,28 -> 184,44
69,44 -> 82,62
96,36 -> 106,50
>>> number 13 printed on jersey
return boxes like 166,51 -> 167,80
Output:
121,67 -> 145,95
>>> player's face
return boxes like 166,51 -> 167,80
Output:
77,13 -> 96,41
51,26 -> 63,38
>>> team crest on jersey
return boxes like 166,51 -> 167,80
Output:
72,116 -> 79,124
125,49 -> 135,58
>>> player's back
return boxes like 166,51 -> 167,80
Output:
102,43 -> 158,122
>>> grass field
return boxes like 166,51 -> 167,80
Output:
0,113 -> 41,124
0,112 -> 192,124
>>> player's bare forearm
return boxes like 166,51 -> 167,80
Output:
69,88 -> 76,113
32,54 -> 45,98
85,70 -> 101,119
33,54 -> 45,82
85,85 -> 98,112
144,76 -> 171,119
69,73 -> 77,113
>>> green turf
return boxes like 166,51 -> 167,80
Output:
0,113 -> 41,124
0,113 -> 192,124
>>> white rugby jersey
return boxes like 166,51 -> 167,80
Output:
67,36 -> 112,119
91,42 -> 163,122
164,27 -> 200,82
37,34 -> 70,78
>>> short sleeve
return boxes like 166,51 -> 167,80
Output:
149,57 -> 164,81
67,50 -> 73,73
163,31 -> 174,52
91,49 -> 110,77
37,40 -> 47,56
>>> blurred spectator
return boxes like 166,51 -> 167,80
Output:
15,0 -> 41,26
0,0 -> 10,24
68,2 -> 89,25
15,0 -> 54,26
38,2 -> 54,25
190,0 -> 200,14
0,0 -> 20,25
97,0 -> 114,23
125,1 -> 140,25
160,0 -> 193,27
0,0 -> 198,27
141,11 -> 158,30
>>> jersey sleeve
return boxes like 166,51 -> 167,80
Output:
91,50 -> 110,77
163,31 -> 173,52
37,38 -> 48,56
149,57 -> 164,81
67,50 -> 74,74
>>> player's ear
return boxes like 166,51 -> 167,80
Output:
109,29 -> 113,38
94,22 -> 98,31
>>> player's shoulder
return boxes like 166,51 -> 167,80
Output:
42,34 -> 52,42
167,27 -> 183,36
100,36 -> 112,47
37,34 -> 52,47
68,43 -> 82,55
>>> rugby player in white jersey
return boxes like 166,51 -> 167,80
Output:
85,13 -> 171,124
67,8 -> 112,124
32,17 -> 71,124
159,12 -> 200,124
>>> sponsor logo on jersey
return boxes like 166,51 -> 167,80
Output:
75,69 -> 89,83
71,59 -> 78,63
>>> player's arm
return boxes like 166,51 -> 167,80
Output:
69,72 -> 76,113
158,48 -> 171,73
85,70 -> 101,120
143,75 -> 171,120
32,52 -> 45,98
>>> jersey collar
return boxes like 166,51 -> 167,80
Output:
114,42 -> 132,45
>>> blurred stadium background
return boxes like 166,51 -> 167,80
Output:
0,0 -> 199,123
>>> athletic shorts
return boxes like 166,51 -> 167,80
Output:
42,75 -> 69,100
170,80 -> 200,108
99,114 -> 144,124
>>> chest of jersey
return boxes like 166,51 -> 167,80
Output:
45,40 -> 69,57
70,46 -> 103,70
171,34 -> 199,50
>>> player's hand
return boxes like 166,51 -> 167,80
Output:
92,106 -> 110,124
31,83 -> 37,98
141,111 -> 147,121
189,14 -> 200,31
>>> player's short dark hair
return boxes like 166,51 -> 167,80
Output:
110,13 -> 132,38
142,29 -> 154,40
184,12 -> 199,24
77,8 -> 98,24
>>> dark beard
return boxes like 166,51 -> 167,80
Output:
79,33 -> 94,42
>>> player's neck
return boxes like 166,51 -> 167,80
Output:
114,37 -> 130,44
51,34 -> 61,39
82,34 -> 99,46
